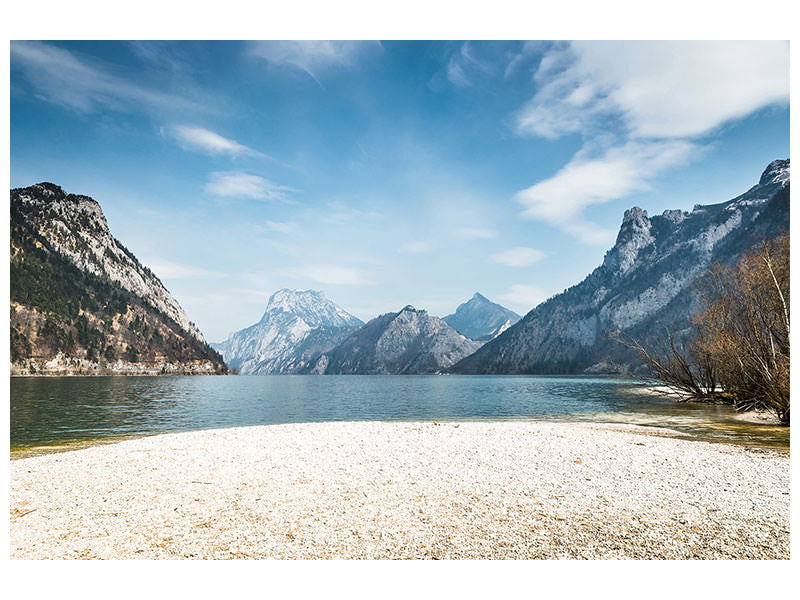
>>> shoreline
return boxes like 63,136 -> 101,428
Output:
11,408 -> 790,460
10,420 -> 789,559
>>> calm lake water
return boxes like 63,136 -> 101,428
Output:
10,375 -> 789,453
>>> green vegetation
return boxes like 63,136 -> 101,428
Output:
10,327 -> 32,363
10,188 -> 226,372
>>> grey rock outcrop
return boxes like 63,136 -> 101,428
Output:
309,305 -> 481,374
452,159 -> 790,374
10,182 -> 226,374
443,293 -> 521,342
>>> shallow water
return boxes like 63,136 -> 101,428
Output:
10,375 -> 789,454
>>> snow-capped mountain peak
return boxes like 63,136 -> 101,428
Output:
759,159 -> 790,186
261,289 -> 362,329
214,289 -> 363,374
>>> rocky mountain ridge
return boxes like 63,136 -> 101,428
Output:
10,182 -> 226,375
452,159 -> 790,374
308,305 -> 481,374
443,293 -> 521,342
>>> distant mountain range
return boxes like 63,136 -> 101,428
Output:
212,289 -> 363,374
443,293 -> 521,341
10,159 -> 788,378
10,183 -> 226,375
452,159 -> 790,374
306,305 -> 481,374
213,291 -> 518,375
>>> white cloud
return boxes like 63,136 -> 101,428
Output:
446,59 -> 471,87
515,139 -> 697,244
491,247 -> 546,268
504,41 -> 544,78
11,41 -> 197,114
289,266 -> 371,286
511,42 -> 788,244
516,41 -> 789,140
169,125 -> 262,157
205,171 -> 295,202
399,241 -> 434,254
250,41 -> 377,84
454,227 -> 496,240
497,284 -> 549,313
446,42 -> 492,88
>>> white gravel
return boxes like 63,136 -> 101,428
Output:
9,421 -> 789,559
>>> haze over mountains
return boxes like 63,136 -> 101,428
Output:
443,293 -> 521,342
212,292 -> 512,375
8,159 -> 789,377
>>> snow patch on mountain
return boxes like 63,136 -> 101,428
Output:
213,289 -> 363,374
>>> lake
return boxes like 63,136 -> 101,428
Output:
10,375 -> 789,454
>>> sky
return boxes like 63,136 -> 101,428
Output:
10,40 -> 790,342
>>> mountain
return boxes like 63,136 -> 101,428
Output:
443,293 -> 521,342
452,159 -> 790,375
212,289 -> 363,374
10,182 -> 226,375
308,305 -> 482,374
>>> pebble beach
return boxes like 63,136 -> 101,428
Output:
9,420 -> 790,559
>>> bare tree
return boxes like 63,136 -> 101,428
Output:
609,328 -> 719,401
611,234 -> 789,424
693,235 -> 789,423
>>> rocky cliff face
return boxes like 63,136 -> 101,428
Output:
309,305 -> 481,374
212,289 -> 363,374
443,293 -> 521,342
10,182 -> 226,375
452,159 -> 790,374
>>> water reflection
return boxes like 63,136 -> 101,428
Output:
10,375 -> 788,452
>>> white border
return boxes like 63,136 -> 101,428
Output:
3,1 -> 796,596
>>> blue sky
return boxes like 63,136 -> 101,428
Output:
10,40 -> 789,342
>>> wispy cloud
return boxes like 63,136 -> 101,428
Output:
205,171 -> 296,202
453,227 -> 496,241
250,41 -> 378,84
168,125 -> 264,158
127,41 -> 195,77
515,41 -> 789,140
445,42 -> 493,88
504,41 -> 544,78
289,266 -> 372,286
264,220 -> 292,234
497,284 -> 549,313
321,201 -> 382,224
515,140 -> 697,245
491,247 -> 546,267
11,41 -> 198,114
399,241 -> 434,254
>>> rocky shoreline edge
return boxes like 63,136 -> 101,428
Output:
10,420 -> 789,559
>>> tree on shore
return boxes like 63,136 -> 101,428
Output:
613,234 -> 789,424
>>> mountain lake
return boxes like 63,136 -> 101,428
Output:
10,375 -> 789,457
10,374 -> 788,456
